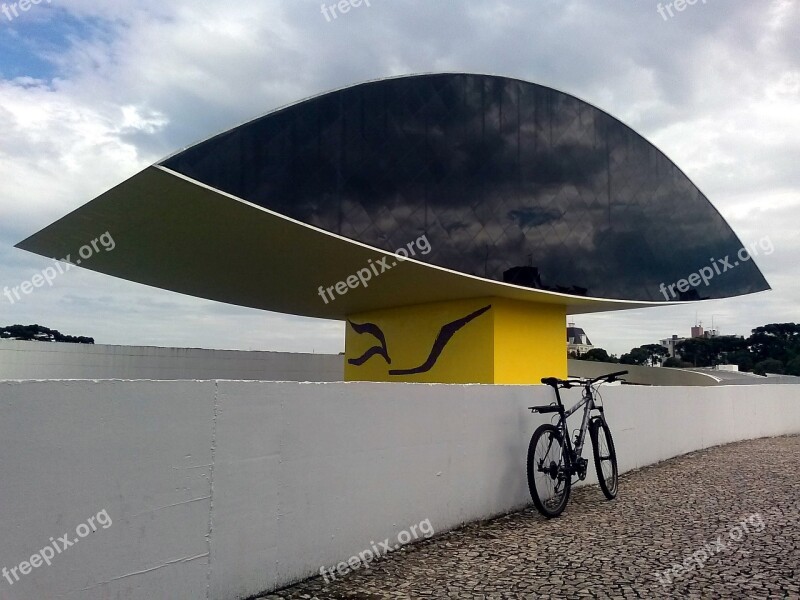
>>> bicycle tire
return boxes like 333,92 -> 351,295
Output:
527,424 -> 571,518
590,418 -> 618,499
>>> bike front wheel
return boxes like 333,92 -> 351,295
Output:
527,424 -> 571,518
590,418 -> 618,499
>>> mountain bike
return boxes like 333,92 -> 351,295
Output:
526,370 -> 627,518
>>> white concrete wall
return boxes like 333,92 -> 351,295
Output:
0,380 -> 798,600
0,340 -> 343,381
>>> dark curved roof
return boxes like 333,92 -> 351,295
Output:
567,326 -> 592,346
159,74 -> 768,302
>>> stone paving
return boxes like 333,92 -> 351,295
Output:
260,436 -> 799,599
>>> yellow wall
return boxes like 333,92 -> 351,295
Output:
492,298 -> 566,384
344,297 -> 566,384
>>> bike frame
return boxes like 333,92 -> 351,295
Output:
549,382 -> 602,467
531,370 -> 626,484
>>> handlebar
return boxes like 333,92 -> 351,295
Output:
540,370 -> 628,388
602,370 -> 629,381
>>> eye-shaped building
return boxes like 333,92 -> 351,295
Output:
17,74 -> 769,383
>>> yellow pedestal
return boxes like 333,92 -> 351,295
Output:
344,297 -> 566,384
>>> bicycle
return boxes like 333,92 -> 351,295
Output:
526,370 -> 627,518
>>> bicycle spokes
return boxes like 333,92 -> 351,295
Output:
528,427 -> 570,515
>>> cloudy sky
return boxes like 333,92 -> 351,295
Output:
0,0 -> 797,356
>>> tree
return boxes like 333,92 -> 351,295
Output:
0,324 -> 94,344
747,323 -> 800,364
675,336 -> 745,368
663,357 -> 691,368
675,338 -> 710,367
712,335 -> 748,364
619,345 -> 667,366
753,358 -> 784,376
619,347 -> 650,366
786,356 -> 800,377
726,349 -> 754,372
577,348 -> 618,363
641,344 -> 669,366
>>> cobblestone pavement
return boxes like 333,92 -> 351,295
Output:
261,436 -> 799,599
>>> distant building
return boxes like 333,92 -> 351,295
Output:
660,334 -> 686,359
567,322 -> 594,356
691,324 -> 719,339
661,324 -> 720,359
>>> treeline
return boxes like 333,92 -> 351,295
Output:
0,324 -> 94,344
571,323 -> 800,376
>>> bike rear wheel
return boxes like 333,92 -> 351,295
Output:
527,424 -> 571,518
590,418 -> 618,499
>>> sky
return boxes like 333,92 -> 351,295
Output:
0,0 -> 797,357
